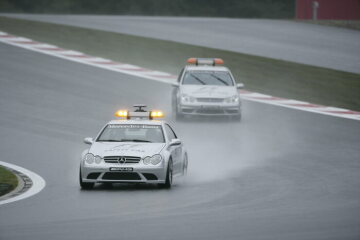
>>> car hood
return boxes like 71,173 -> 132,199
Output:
180,85 -> 237,98
89,142 -> 166,158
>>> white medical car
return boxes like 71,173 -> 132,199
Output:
173,58 -> 244,120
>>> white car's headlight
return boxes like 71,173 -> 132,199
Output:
181,94 -> 195,103
150,154 -> 163,165
225,95 -> 240,103
94,156 -> 102,164
143,156 -> 151,165
84,153 -> 95,164
143,154 -> 163,165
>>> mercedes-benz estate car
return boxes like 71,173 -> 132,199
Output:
173,58 -> 244,120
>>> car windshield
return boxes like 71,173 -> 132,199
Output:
182,71 -> 234,86
97,124 -> 165,143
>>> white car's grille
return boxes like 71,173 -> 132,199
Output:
104,156 -> 141,164
196,98 -> 224,103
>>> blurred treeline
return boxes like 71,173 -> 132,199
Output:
0,0 -> 295,18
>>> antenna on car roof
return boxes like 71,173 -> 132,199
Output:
133,104 -> 147,112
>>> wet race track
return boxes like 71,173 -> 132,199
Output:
0,42 -> 360,240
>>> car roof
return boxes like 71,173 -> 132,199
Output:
107,119 -> 164,126
184,65 -> 230,72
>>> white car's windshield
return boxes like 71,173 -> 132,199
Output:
97,124 -> 165,143
182,71 -> 234,86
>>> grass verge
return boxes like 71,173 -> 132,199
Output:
0,166 -> 18,197
1,16 -> 359,111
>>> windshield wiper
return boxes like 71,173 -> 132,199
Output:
190,73 -> 206,85
97,139 -> 122,142
210,74 -> 229,86
119,139 -> 152,143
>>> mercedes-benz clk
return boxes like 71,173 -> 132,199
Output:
79,106 -> 188,189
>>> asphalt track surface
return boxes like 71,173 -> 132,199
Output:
2,14 -> 360,74
1,41 -> 360,240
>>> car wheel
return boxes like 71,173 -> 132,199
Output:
183,155 -> 188,176
79,170 -> 94,190
176,111 -> 184,121
175,106 -> 184,121
233,114 -> 242,122
159,160 -> 173,189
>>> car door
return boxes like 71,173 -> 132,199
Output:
164,124 -> 182,174
172,68 -> 184,111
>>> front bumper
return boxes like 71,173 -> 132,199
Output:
81,163 -> 166,184
178,102 -> 241,116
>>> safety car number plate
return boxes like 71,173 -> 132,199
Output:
109,167 -> 133,172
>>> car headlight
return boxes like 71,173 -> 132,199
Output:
84,153 -> 94,164
225,95 -> 240,103
143,154 -> 163,165
143,156 -> 151,165
94,156 -> 102,164
181,94 -> 195,103
150,154 -> 162,165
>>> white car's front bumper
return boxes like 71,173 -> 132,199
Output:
81,163 -> 167,184
178,102 -> 241,116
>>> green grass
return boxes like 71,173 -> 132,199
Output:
1,16 -> 359,111
0,166 -> 18,196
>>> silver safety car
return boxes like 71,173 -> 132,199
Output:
79,105 -> 188,189
172,58 -> 244,120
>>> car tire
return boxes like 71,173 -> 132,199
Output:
79,170 -> 94,190
175,111 -> 184,121
183,155 -> 188,176
159,160 -> 173,189
233,114 -> 242,122
175,104 -> 184,121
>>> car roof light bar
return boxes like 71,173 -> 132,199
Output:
187,58 -> 224,66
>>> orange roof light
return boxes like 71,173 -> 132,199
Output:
115,110 -> 128,118
114,106 -> 164,120
214,58 -> 224,65
150,111 -> 164,119
187,58 -> 197,65
187,58 -> 224,66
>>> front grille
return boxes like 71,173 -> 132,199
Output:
104,156 -> 141,164
226,109 -> 240,114
182,109 -> 194,113
87,172 -> 101,179
102,172 -> 141,180
196,98 -> 224,103
143,173 -> 158,180
197,109 -> 224,114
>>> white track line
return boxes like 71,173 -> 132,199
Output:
0,31 -> 359,121
0,161 -> 46,205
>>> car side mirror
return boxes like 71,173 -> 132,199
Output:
171,82 -> 179,87
84,137 -> 94,145
236,83 -> 244,89
169,139 -> 181,147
